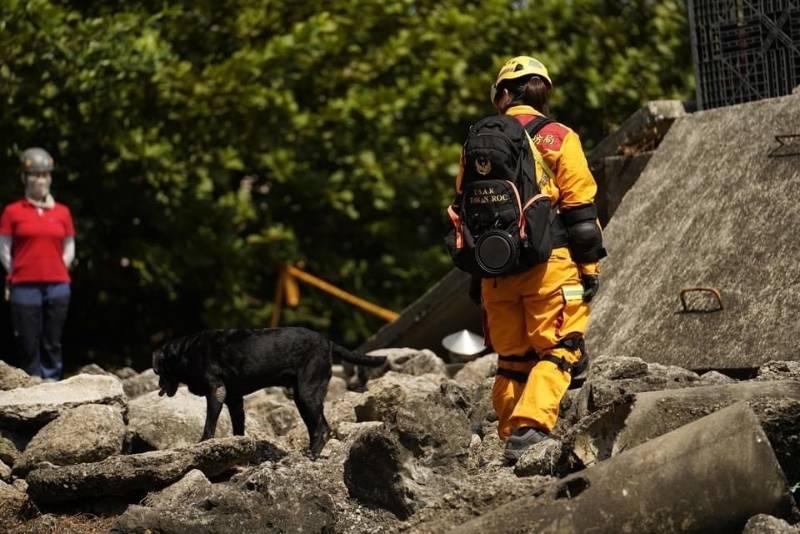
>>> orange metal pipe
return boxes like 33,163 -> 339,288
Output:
285,265 -> 399,322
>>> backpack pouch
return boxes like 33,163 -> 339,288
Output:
520,194 -> 554,266
445,204 -> 478,274
461,179 -> 525,276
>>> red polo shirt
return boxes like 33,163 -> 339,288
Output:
0,199 -> 75,283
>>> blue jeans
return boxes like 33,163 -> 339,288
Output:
10,283 -> 70,380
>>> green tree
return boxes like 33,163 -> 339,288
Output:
0,0 -> 693,369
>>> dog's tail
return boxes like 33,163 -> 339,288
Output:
331,343 -> 386,367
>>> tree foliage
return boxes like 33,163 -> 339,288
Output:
0,0 -> 693,368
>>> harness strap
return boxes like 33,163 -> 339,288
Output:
498,350 -> 539,363
496,337 -> 589,380
496,368 -> 531,383
540,354 -> 575,373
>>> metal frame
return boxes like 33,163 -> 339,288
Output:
688,0 -> 800,109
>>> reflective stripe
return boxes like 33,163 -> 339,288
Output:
447,205 -> 463,249
562,285 -> 584,302
524,130 -> 555,181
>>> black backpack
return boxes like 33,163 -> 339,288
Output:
446,114 -> 556,277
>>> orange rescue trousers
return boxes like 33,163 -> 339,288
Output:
483,247 -> 589,439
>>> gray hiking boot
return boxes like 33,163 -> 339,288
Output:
503,427 -> 549,464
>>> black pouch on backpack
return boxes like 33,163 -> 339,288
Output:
520,192 -> 555,266
461,178 -> 525,276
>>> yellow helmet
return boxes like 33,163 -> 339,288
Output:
490,56 -> 552,103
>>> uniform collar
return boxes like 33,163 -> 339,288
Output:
505,105 -> 542,117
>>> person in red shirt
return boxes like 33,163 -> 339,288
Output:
0,147 -> 75,380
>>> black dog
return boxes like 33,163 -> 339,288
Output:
152,327 -> 386,457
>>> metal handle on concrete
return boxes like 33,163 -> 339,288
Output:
680,287 -> 723,312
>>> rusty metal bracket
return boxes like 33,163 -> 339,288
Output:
767,134 -> 800,158
680,287 -> 723,313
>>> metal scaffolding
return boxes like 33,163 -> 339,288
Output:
689,0 -> 800,109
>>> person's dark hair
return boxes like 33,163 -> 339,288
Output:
501,75 -> 551,114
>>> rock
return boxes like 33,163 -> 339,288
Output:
115,484 -> 270,534
364,348 -> 448,379
78,363 -> 114,376
325,376 -> 348,402
0,460 -> 10,482
113,367 -> 138,380
242,389 -> 300,438
646,362 -> 701,384
466,434 -> 483,471
128,387 -> 232,450
141,469 -> 212,509
355,371 -> 446,422
354,372 -> 472,467
390,393 -> 471,467
742,514 -> 800,533
14,404 -> 126,476
325,391 -> 362,431
466,379 -> 497,437
476,431 -> 505,469
748,397 -> 800,486
25,436 -> 284,504
513,438 -> 566,478
344,425 -> 432,519
121,369 -> 159,399
587,356 -> 649,380
453,353 -> 497,385
331,364 -> 346,380
239,460 -> 337,531
573,357 -> 701,418
0,480 -> 36,532
757,361 -> 800,382
0,361 -> 39,391
698,370 -> 737,385
0,374 -> 126,428
570,380 -> 800,469
0,435 -> 19,466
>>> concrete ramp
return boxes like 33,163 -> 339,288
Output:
587,93 -> 800,369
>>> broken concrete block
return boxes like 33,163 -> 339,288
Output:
573,380 -> 800,467
742,514 -> 800,533
513,438 -> 565,478
453,403 -> 796,533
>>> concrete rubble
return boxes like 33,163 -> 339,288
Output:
0,350 -> 792,533
453,403 -> 796,534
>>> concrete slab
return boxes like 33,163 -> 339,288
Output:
588,93 -> 800,369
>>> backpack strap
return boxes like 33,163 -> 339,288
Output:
523,116 -> 556,183
523,116 -> 555,137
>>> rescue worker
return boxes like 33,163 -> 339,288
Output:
0,148 -> 75,380
458,56 -> 606,462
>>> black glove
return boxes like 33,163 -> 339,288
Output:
581,274 -> 600,303
469,274 -> 482,305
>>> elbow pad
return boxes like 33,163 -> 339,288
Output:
562,204 -> 607,263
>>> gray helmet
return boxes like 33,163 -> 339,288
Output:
20,147 -> 54,174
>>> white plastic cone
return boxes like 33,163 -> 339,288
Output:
441,329 -> 486,357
